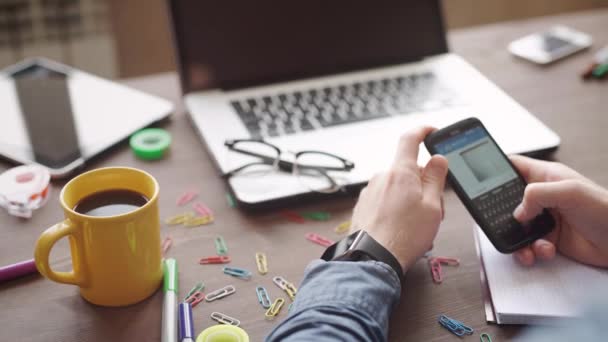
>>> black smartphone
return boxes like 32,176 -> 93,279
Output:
424,117 -> 555,253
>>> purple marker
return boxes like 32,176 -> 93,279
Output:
178,302 -> 194,342
0,259 -> 38,283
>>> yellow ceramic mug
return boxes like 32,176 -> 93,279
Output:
34,167 -> 163,306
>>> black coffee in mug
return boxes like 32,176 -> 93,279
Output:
74,189 -> 148,217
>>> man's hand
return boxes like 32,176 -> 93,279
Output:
511,155 -> 608,267
350,126 -> 448,272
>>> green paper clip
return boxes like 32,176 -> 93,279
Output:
301,211 -> 331,221
184,282 -> 205,301
480,333 -> 492,342
215,236 -> 228,255
226,193 -> 236,208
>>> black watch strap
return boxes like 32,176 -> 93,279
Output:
321,230 -> 404,279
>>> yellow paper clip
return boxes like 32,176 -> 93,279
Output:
183,215 -> 214,227
255,252 -> 268,275
334,220 -> 351,234
285,287 -> 296,301
265,298 -> 285,319
165,212 -> 194,225
285,282 -> 298,294
285,282 -> 297,300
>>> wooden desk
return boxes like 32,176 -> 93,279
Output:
1,9 -> 607,342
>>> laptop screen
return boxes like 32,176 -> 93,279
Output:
169,1 -> 448,93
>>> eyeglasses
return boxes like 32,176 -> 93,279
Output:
223,139 -> 355,193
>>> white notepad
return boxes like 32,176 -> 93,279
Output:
476,227 -> 608,325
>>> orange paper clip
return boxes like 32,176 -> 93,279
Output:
199,256 -> 231,265
161,236 -> 173,257
177,190 -> 198,206
184,291 -> 205,307
305,233 -> 334,247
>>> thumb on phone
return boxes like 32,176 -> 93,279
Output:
513,180 -> 578,222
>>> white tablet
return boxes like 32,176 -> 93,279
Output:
0,58 -> 173,178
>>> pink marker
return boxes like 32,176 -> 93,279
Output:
0,259 -> 38,283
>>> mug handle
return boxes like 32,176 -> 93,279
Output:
34,219 -> 86,286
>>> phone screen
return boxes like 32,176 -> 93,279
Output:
427,120 -> 554,252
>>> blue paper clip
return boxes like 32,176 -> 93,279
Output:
438,314 -> 473,337
223,266 -> 252,280
256,286 -> 272,308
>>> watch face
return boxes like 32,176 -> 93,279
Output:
321,230 -> 362,261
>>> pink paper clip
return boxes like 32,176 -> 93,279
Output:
161,236 -> 173,257
280,210 -> 306,224
193,202 -> 214,217
434,257 -> 460,267
429,258 -> 443,284
305,233 -> 334,247
199,256 -> 231,265
184,291 -> 205,307
177,191 -> 198,206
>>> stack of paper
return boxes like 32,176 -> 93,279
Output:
475,227 -> 608,325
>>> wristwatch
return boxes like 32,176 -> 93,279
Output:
321,230 -> 404,279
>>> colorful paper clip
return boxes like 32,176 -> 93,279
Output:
430,258 -> 443,283
199,256 -> 231,265
334,220 -> 351,234
177,190 -> 198,206
285,287 -> 296,301
210,312 -> 240,326
288,303 -> 293,312
223,266 -> 252,280
480,333 -> 493,342
434,257 -> 460,266
305,233 -> 334,247
255,252 -> 268,275
301,211 -> 331,221
272,276 -> 289,290
280,210 -> 306,224
226,193 -> 236,208
184,282 -> 205,301
205,285 -> 236,302
161,236 -> 173,257
165,212 -> 194,225
215,236 -> 228,255
284,281 -> 298,300
272,276 -> 297,300
184,215 -> 214,227
265,298 -> 285,319
256,286 -> 272,309
429,256 -> 460,284
184,291 -> 205,308
438,314 -> 474,337
193,202 -> 214,217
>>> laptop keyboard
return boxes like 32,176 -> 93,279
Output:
230,71 -> 460,138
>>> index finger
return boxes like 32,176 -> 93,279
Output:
393,126 -> 436,169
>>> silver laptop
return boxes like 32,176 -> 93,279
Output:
168,1 -> 560,209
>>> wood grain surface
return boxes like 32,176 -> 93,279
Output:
1,9 -> 607,342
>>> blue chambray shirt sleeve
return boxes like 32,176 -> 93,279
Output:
265,259 -> 401,342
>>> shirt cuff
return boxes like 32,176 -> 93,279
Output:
289,259 -> 402,332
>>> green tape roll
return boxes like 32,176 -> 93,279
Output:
129,128 -> 171,160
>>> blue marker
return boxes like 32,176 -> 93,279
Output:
178,302 -> 194,342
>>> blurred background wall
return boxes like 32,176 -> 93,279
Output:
1,0 -> 607,79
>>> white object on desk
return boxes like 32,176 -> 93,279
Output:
476,226 -> 608,325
